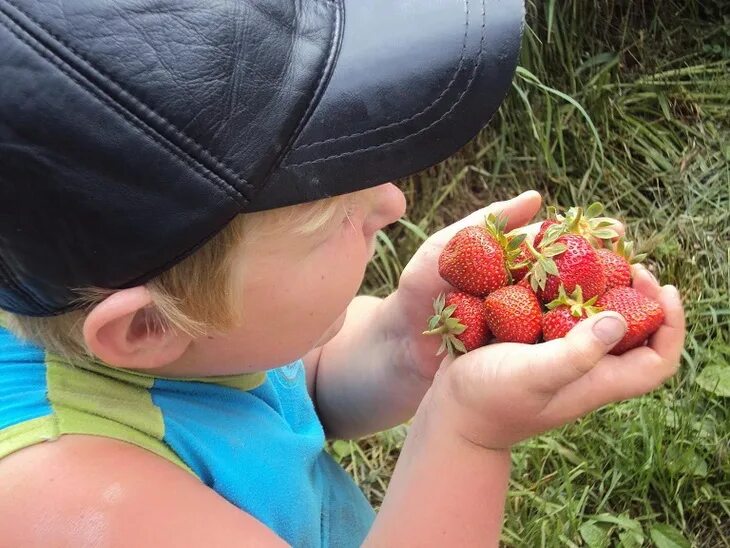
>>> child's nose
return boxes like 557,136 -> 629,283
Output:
364,183 -> 407,235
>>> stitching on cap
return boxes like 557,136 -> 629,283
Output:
1,0 -> 253,198
280,0 -> 342,160
256,0 -> 342,195
285,0 -> 486,168
0,7 -> 244,206
293,0 -> 470,151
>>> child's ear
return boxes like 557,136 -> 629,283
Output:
83,287 -> 192,370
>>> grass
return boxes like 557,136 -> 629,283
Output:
331,1 -> 730,546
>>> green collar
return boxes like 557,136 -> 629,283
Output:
0,319 -> 266,391
63,356 -> 267,391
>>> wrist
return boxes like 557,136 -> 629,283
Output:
417,381 -> 512,458
368,383 -> 512,547
426,366 -> 517,453
377,291 -> 433,395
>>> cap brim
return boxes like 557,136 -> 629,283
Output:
252,0 -> 524,211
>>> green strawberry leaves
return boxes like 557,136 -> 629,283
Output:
424,293 -> 468,356
546,285 -> 602,317
524,237 -> 565,292
541,202 -> 621,249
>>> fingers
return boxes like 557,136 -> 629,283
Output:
538,283 -> 685,425
429,191 -> 542,248
647,284 -> 685,360
631,264 -> 660,297
630,268 -> 685,363
524,312 -> 627,394
509,215 -> 625,244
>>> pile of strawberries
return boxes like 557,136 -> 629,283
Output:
424,204 -> 665,356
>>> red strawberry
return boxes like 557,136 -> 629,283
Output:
559,203 -> 620,248
596,287 -> 665,355
438,223 -> 508,297
535,203 -> 620,250
508,241 -> 532,282
533,219 -> 560,248
596,249 -> 631,290
424,292 -> 491,355
542,286 -> 601,341
484,285 -> 542,344
516,276 -> 533,290
529,234 -> 607,304
597,238 -> 647,290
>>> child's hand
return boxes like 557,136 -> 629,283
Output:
384,191 -> 543,382
385,190 -> 624,384
427,266 -> 684,450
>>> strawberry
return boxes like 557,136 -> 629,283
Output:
508,241 -> 532,282
438,216 -> 511,296
559,203 -> 620,248
542,286 -> 601,341
596,287 -> 665,355
527,233 -> 607,304
516,276 -> 533,290
424,292 -> 491,355
533,219 -> 560,248
484,285 -> 542,344
535,203 -> 620,249
597,238 -> 647,290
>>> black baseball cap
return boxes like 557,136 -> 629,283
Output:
0,0 -> 524,316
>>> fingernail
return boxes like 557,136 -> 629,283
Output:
646,269 -> 658,284
593,316 -> 626,345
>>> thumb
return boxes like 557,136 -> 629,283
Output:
527,312 -> 627,393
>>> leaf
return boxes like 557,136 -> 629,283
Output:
434,293 -> 445,314
649,524 -> 691,548
533,263 -> 547,288
544,243 -> 568,257
443,304 -> 457,318
450,324 -> 467,336
594,220 -> 615,228
397,218 -> 429,241
586,202 -> 604,218
594,513 -> 643,540
618,531 -> 642,548
666,446 -> 708,477
452,338 -> 467,354
331,440 -> 353,459
544,259 -> 559,276
695,365 -> 730,396
507,232 -> 527,250
593,228 -> 620,239
579,522 -> 610,548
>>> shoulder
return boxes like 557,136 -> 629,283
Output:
0,435 -> 288,547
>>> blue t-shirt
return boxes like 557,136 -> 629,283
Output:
0,327 -> 375,546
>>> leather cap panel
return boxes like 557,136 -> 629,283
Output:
1,0 -> 337,192
0,0 -> 523,316
255,0 -> 524,211
0,0 -> 338,315
0,15 -> 241,314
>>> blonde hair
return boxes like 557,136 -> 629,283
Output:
4,192 -> 356,361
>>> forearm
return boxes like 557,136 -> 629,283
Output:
314,295 -> 431,439
366,389 -> 511,546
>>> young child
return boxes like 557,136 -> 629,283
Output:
0,1 -> 685,546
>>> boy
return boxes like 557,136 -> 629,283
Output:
0,0 -> 684,545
